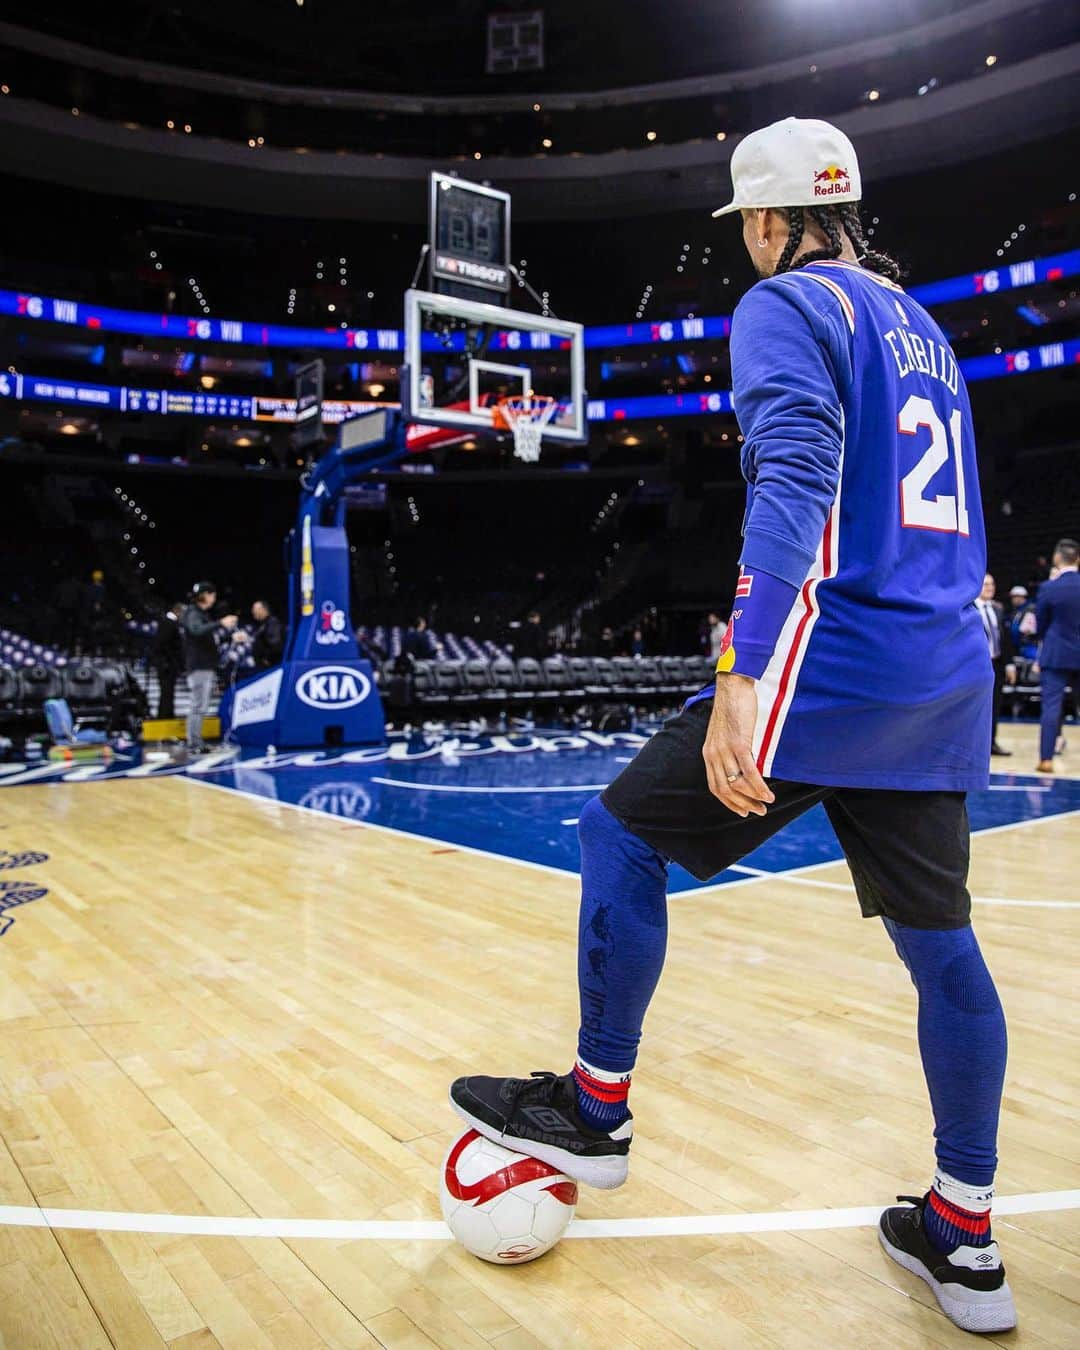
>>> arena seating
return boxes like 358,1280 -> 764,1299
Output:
0,626 -> 68,669
380,653 -> 717,720
0,657 -> 147,739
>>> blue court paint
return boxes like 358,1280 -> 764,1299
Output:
208,740 -> 1080,892
2,732 -> 1077,895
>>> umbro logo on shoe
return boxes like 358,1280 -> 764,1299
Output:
521,1106 -> 574,1133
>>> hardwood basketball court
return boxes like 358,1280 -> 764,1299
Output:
1,720 -> 1077,1348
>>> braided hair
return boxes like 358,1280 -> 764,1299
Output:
773,202 -> 901,282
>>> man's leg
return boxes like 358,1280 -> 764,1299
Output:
989,657 -> 1004,751
450,700 -> 828,1185
1038,667 -> 1066,766
157,667 -> 176,720
825,789 -> 1014,1333
572,795 -> 668,1128
186,671 -> 210,751
884,919 -> 1004,1223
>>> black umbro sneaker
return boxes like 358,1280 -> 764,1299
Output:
449,1071 -> 632,1189
878,1195 -> 1016,1334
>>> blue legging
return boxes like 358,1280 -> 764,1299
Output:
576,795 -> 1006,1186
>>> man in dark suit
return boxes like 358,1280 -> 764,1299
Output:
1035,538 -> 1080,772
151,602 -> 186,719
250,599 -> 284,669
975,573 -> 1016,756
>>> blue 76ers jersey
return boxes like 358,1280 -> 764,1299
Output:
731,260 -> 992,790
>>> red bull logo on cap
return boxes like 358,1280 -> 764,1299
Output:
813,164 -> 851,198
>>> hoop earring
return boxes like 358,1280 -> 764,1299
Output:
756,238 -> 768,249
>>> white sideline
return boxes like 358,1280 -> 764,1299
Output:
0,1190 -> 1074,1241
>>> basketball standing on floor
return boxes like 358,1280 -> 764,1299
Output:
451,118 -> 1015,1335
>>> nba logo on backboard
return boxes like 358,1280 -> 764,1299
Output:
419,373 -> 435,409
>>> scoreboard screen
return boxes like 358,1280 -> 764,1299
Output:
429,173 -> 511,297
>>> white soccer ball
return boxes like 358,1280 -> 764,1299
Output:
439,1128 -> 578,1264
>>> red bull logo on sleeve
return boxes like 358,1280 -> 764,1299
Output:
813,164 -> 852,198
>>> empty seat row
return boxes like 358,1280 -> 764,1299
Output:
0,662 -> 147,732
384,655 -> 715,713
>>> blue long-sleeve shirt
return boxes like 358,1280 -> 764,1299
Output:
692,260 -> 992,790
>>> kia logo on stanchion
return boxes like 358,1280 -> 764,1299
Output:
295,666 -> 371,709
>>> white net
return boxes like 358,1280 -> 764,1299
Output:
498,395 -> 558,463
511,419 -> 545,463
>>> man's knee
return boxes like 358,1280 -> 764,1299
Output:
884,919 -> 1002,1015
579,796 -> 667,877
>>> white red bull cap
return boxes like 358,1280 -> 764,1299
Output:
712,117 -> 862,218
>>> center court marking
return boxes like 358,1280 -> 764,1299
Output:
0,1190 -> 1074,1241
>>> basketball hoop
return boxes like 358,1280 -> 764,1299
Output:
495,393 -> 559,462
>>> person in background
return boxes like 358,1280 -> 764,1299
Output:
151,602 -> 186,720
630,627 -> 646,658
404,616 -> 437,659
1007,585 -> 1039,662
250,599 -> 284,669
53,573 -> 81,651
357,629 -> 386,664
704,610 -> 725,664
181,582 -> 237,755
80,568 -> 110,655
976,574 -> 1016,756
596,625 -> 616,660
517,611 -> 549,661
1034,538 -> 1080,773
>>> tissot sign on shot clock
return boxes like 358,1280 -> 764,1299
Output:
429,173 -> 511,298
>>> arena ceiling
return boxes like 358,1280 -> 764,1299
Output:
16,0 -> 1000,94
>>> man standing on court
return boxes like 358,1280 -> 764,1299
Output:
181,582 -> 236,755
452,118 -> 1014,1334
1034,538 -> 1080,772
975,574 -> 1016,755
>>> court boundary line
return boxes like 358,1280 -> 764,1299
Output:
673,807 -> 1080,898
182,774 -> 580,884
184,776 -> 1080,904
0,1189 -> 1074,1241
713,862 -> 1080,910
370,777 -> 610,794
182,775 -> 801,896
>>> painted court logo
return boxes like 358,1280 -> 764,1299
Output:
0,850 -> 49,870
813,164 -> 851,198
0,880 -> 48,937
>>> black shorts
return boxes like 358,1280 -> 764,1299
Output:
602,700 -> 972,930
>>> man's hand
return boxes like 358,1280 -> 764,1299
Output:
702,673 -> 776,817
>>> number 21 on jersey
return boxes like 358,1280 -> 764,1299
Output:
898,393 -> 970,535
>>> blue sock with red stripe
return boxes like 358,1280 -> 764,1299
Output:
924,1171 -> 993,1251
572,1059 -> 632,1130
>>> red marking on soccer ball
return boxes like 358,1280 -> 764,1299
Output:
444,1129 -> 576,1207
